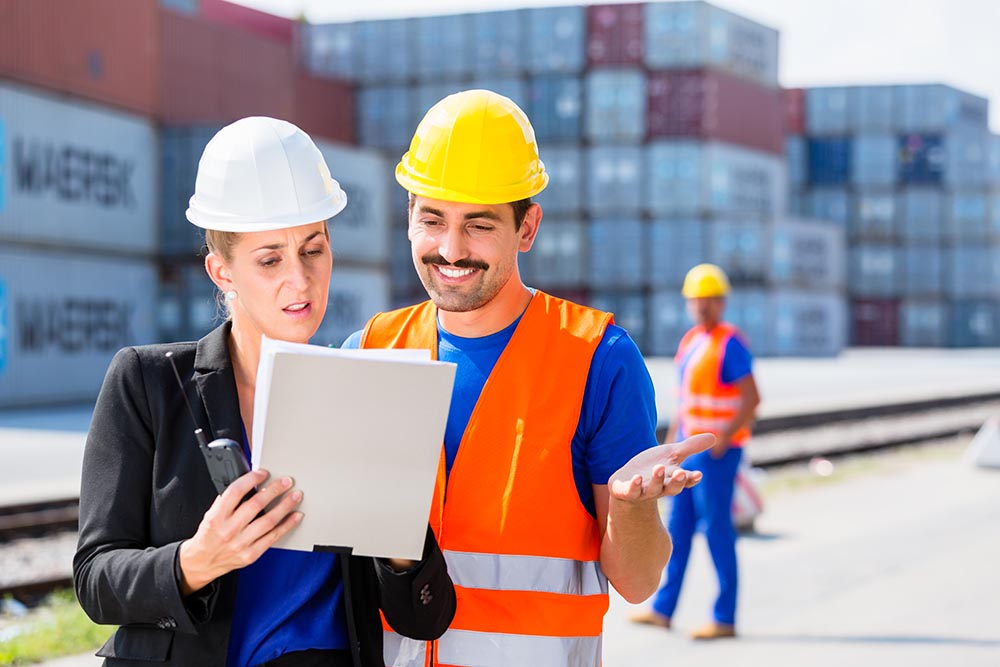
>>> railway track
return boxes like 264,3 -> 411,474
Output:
0,499 -> 78,604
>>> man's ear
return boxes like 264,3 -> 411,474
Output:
518,203 -> 542,252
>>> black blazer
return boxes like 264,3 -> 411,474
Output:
74,323 -> 455,666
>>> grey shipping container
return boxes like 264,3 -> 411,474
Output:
535,146 -> 583,216
415,14 -> 472,80
521,218 -> 585,288
950,300 -> 999,347
851,134 -> 897,187
590,290 -> 647,350
707,219 -> 768,284
945,191 -> 990,242
647,290 -> 689,356
850,190 -> 896,241
895,84 -> 989,132
358,86 -> 414,151
945,128 -> 991,188
0,81 -> 157,254
313,266 -> 391,347
588,218 -> 646,289
769,218 -> 846,290
649,219 -> 708,288
160,124 -> 224,257
900,245 -> 944,297
586,146 -> 643,215
525,6 -> 586,75
300,22 -> 357,80
849,245 -> 899,297
584,69 -> 645,144
356,19 -> 415,83
786,136 -> 806,188
805,87 -> 851,135
315,140 -> 391,265
770,290 -> 846,357
897,188 -> 944,243
725,289 -> 770,355
946,246 -> 1000,299
804,187 -> 850,227
643,2 -> 779,88
851,85 -> 895,132
529,75 -> 583,143
158,261 -> 218,342
471,11 -> 524,76
645,141 -> 786,217
0,247 -> 157,407
900,300 -> 948,347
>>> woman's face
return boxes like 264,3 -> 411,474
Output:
211,221 -> 332,345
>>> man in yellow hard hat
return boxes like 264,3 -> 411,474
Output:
341,89 -> 714,666
631,263 -> 761,639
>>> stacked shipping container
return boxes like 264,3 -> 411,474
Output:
789,83 -> 999,347
0,0 -> 383,408
302,1 -> 849,357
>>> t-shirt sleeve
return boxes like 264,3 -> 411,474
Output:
720,335 -> 753,385
577,326 -> 659,491
340,329 -> 364,349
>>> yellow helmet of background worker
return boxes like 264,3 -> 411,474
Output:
682,264 -> 731,299
395,89 -> 549,204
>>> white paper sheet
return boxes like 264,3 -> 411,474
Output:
251,335 -> 454,558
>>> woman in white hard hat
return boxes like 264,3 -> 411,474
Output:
74,117 -> 455,667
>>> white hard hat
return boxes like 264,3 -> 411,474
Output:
186,117 -> 347,232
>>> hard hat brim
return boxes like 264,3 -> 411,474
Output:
186,191 -> 348,232
395,158 -> 549,205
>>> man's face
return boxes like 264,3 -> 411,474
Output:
407,196 -> 535,313
686,297 -> 726,327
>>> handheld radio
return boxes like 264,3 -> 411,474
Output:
166,351 -> 251,495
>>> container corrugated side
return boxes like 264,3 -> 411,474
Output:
900,300 -> 948,347
520,218 -> 585,288
587,218 -> 646,289
585,69 -> 645,144
526,6 -> 586,75
0,248 -> 157,407
0,81 -> 157,254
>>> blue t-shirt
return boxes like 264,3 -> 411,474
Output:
227,431 -> 348,667
342,313 -> 658,517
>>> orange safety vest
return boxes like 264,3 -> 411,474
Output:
361,291 -> 613,667
675,323 -> 752,447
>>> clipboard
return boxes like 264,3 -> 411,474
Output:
251,335 -> 455,559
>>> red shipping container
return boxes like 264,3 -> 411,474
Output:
159,9 -> 294,124
200,0 -> 294,44
586,3 -> 644,66
647,69 -> 784,155
293,73 -> 355,144
850,299 -> 900,346
783,87 -> 806,135
0,0 -> 159,115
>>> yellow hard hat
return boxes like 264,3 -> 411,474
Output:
395,89 -> 549,204
682,264 -> 731,299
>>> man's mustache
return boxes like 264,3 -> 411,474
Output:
421,253 -> 489,272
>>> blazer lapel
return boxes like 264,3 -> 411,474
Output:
192,322 -> 244,443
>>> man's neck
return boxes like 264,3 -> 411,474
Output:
437,281 -> 534,338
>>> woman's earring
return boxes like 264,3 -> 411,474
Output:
225,290 -> 237,302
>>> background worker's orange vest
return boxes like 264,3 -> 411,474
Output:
676,323 -> 752,447
362,292 -> 612,667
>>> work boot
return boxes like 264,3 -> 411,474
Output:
689,622 -> 736,639
628,610 -> 671,629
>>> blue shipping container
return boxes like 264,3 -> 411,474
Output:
897,188 -> 944,243
415,15 -> 472,80
945,128 -> 990,188
851,134 -> 896,187
946,246 -> 1000,299
895,84 -> 990,133
950,300 -> 999,347
585,69 -> 645,144
529,75 -> 583,143
769,219 -> 846,290
850,191 -> 896,240
900,245 -> 944,297
898,133 -> 944,184
786,136 -> 806,187
587,146 -> 643,215
900,300 -> 948,347
526,6 -> 586,75
725,290 -> 771,355
588,218 -> 646,289
471,10 -> 524,75
648,290 -> 689,357
358,86 -> 414,152
849,245 -> 899,297
521,218 -> 585,288
649,219 -> 708,287
851,85 -> 895,133
300,23 -> 357,80
806,187 -> 850,227
946,192 -> 990,242
707,219 -> 768,284
356,19 -> 414,83
808,137 -> 851,185
806,87 -> 851,135
535,146 -> 583,216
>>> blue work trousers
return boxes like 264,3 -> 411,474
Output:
652,446 -> 743,625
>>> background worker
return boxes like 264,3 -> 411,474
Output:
74,117 -> 455,667
631,263 -> 761,640
343,89 -> 714,667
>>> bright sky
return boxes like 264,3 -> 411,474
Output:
233,0 -> 1000,131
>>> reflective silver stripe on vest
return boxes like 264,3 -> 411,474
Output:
383,631 -> 426,667
685,393 -> 743,410
443,550 -> 608,597
437,629 -> 602,667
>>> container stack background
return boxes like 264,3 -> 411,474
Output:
0,0 -> 385,408
301,0 -> 848,356
788,84 -> 1000,347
